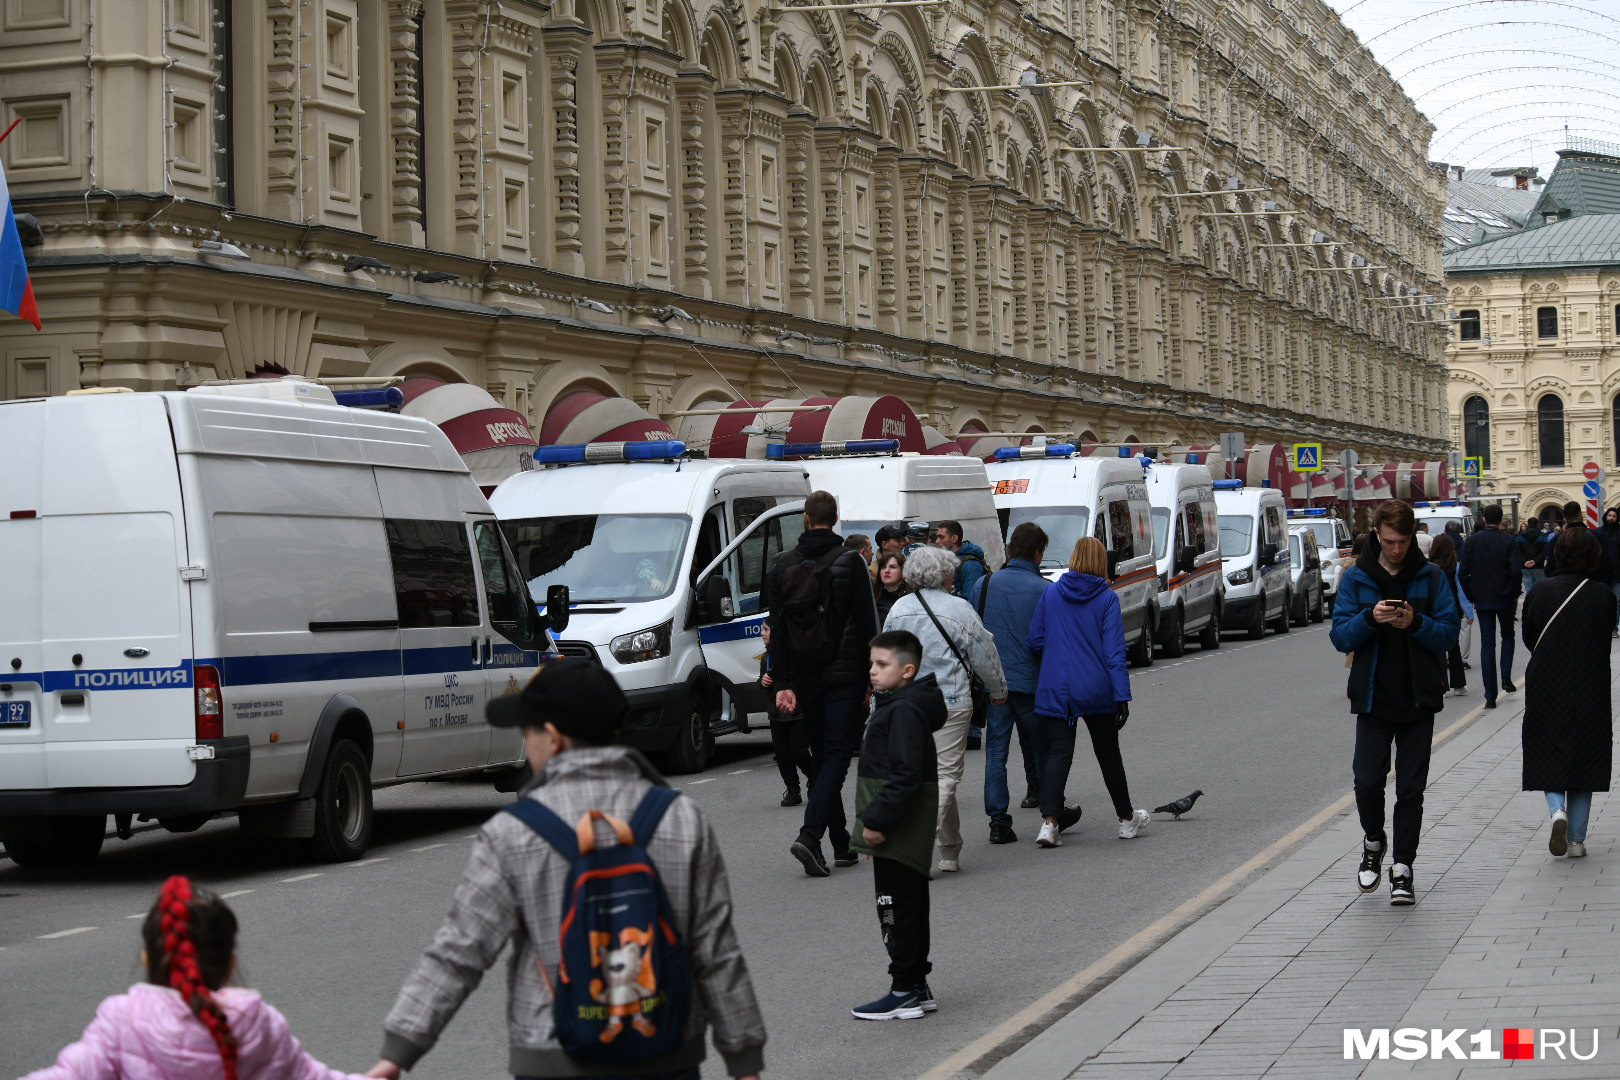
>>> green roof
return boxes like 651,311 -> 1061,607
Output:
1527,149 -> 1620,226
1444,212 -> 1620,273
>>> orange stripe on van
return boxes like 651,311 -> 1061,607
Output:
1111,567 -> 1158,590
1167,563 -> 1220,589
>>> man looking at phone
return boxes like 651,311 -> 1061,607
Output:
1331,500 -> 1461,905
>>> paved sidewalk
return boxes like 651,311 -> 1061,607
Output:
983,677 -> 1620,1080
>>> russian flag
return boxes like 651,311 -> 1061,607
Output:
0,154 -> 41,331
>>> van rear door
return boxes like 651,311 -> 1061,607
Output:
0,401 -> 48,789
38,396 -> 195,788
693,502 -> 804,718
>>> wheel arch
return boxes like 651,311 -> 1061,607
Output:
296,696 -> 375,800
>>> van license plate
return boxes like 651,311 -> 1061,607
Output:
0,702 -> 29,727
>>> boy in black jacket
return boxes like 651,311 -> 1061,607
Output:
849,630 -> 947,1021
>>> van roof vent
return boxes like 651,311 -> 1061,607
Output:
188,377 -> 338,405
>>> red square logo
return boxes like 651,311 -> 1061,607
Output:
1504,1028 -> 1535,1059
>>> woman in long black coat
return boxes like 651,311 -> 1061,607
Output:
1522,526 -> 1616,858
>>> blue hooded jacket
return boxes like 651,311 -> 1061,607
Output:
952,539 -> 989,599
1027,572 -> 1131,719
969,558 -> 1050,694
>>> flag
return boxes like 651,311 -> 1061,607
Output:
0,155 -> 41,330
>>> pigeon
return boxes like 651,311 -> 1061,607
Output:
1153,790 -> 1203,819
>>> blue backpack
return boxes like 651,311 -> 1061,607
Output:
503,786 -> 693,1064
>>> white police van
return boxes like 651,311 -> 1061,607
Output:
1286,507 -> 1353,603
799,450 -> 1006,570
988,445 -> 1160,666
1215,480 -> 1292,638
1144,461 -> 1224,655
491,441 -> 813,774
0,380 -> 560,867
1413,500 -> 1475,540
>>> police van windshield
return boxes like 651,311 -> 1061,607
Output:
1295,521 -> 1337,552
501,514 -> 691,604
1007,507 -> 1089,570
1151,507 -> 1171,560
1219,515 -> 1253,558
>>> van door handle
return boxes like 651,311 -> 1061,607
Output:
484,638 -> 493,665
470,637 -> 480,665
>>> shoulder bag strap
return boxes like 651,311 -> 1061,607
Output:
975,566 -> 994,618
914,589 -> 974,676
628,785 -> 682,847
1532,578 -> 1589,649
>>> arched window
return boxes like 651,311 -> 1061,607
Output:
1463,395 -> 1490,468
1538,394 -> 1565,469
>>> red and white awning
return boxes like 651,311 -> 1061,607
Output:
676,396 -> 927,458
920,425 -> 963,456
399,378 -> 537,489
537,390 -> 676,447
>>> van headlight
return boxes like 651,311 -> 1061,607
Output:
611,622 -> 672,664
1227,567 -> 1253,586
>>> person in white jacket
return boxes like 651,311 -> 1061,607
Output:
882,544 -> 1008,873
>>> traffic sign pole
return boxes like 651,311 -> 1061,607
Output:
1584,462 -> 1605,527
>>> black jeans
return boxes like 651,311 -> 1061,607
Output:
798,682 -> 866,854
1476,607 -> 1515,702
769,714 -> 815,791
1445,646 -> 1465,690
1039,713 -> 1134,820
874,854 -> 931,991
1352,711 -> 1435,867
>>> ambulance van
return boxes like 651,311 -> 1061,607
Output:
1214,480 -> 1292,638
491,442 -> 812,774
1144,461 -> 1224,655
798,449 -> 1006,571
0,381 -> 560,867
988,445 -> 1160,666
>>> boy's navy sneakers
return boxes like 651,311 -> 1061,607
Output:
916,983 -> 938,1012
791,836 -> 830,877
852,989 -> 926,1021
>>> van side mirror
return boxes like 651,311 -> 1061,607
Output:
1176,545 -> 1198,575
1259,542 -> 1278,566
697,575 -> 734,623
545,585 -> 570,634
1106,550 -> 1121,580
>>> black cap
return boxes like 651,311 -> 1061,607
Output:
874,523 -> 907,544
486,658 -> 628,745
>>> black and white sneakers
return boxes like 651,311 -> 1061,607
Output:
1389,863 -> 1415,906
1357,837 -> 1385,892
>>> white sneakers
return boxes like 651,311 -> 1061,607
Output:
1036,820 -> 1061,848
1449,687 -> 1467,697
1550,809 -> 1569,857
1569,841 -> 1588,858
1119,809 -> 1151,839
937,857 -> 960,873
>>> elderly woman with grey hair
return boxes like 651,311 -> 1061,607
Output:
882,544 -> 1009,873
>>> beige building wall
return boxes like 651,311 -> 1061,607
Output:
1446,270 -> 1620,519
1,0 -> 1447,459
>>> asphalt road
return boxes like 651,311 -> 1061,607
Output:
0,620 -> 1511,1079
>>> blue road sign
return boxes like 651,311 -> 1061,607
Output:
1585,480 -> 1602,498
1462,457 -> 1482,479
1292,443 -> 1323,472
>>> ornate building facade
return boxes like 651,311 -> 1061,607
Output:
1445,148 -> 1620,522
1,0 -> 1445,456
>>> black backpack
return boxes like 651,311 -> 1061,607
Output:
775,547 -> 847,669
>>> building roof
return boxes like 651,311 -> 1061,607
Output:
1527,149 -> 1620,225
1443,212 -> 1620,273
1442,179 -> 1538,252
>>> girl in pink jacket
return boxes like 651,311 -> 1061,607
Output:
22,875 -> 371,1080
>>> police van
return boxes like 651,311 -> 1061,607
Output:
1286,507 -> 1353,604
988,445 -> 1160,666
1143,461 -> 1224,655
0,380 -> 561,867
1215,480 -> 1292,638
799,451 -> 1006,570
1412,500 -> 1476,540
491,441 -> 813,774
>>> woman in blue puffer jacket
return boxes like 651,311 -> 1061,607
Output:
1028,536 -> 1149,848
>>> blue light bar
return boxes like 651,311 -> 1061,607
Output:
1117,445 -> 1132,458
536,439 -> 687,465
1186,453 -> 1204,464
1213,479 -> 1244,490
1287,507 -> 1329,516
1138,456 -> 1155,468
992,443 -> 1077,460
332,386 -> 405,411
766,439 -> 900,460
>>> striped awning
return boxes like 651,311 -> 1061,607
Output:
536,390 -> 675,446
399,378 -> 537,489
676,396 -> 927,458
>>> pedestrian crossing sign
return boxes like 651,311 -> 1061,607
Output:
1462,456 -> 1482,479
1291,443 -> 1323,472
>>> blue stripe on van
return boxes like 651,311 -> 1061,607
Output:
15,645 -> 545,693
698,615 -> 766,645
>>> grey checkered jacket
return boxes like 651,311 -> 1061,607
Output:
380,746 -> 767,1077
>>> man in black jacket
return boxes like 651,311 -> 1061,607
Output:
768,489 -> 881,877
1459,503 -> 1522,708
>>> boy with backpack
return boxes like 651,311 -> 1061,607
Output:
370,659 -> 765,1080
849,630 -> 947,1021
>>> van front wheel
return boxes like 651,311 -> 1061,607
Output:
304,739 -> 373,862
665,693 -> 715,775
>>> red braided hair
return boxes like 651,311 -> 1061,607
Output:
146,876 -> 239,1080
